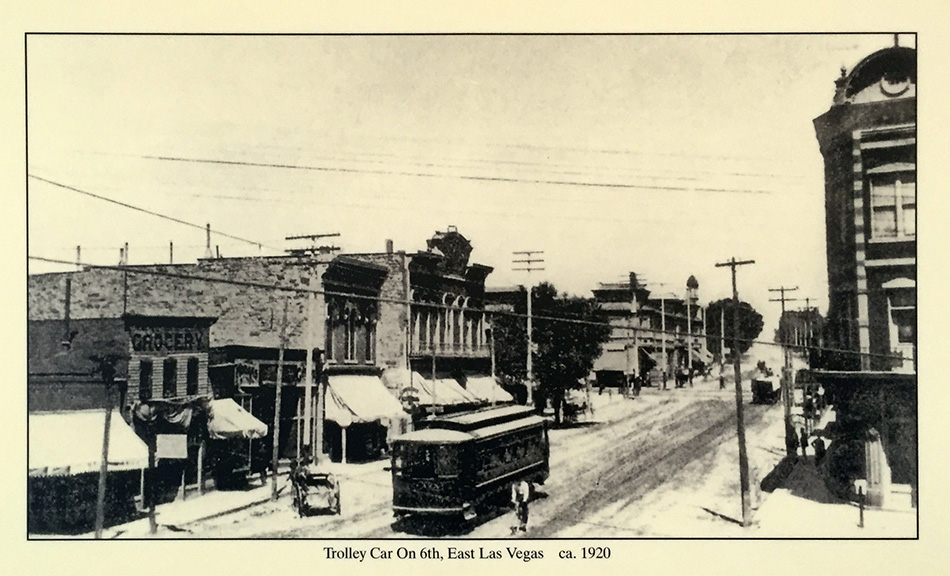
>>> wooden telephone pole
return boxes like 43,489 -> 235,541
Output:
272,300 -> 290,502
513,250 -> 544,407
769,285 -> 799,458
715,257 -> 754,527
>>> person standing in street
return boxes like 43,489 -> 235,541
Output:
800,427 -> 809,460
511,480 -> 531,533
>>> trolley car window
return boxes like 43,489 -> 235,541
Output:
395,444 -> 460,478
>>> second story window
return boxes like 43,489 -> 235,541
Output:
870,170 -> 915,240
139,359 -> 153,401
186,357 -> 199,395
345,313 -> 357,362
163,358 -> 178,398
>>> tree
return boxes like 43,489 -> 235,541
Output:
704,298 -> 764,357
492,282 -> 611,424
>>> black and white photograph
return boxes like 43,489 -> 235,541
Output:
19,24 -> 925,552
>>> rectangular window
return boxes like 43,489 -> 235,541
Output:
871,172 -> 916,239
163,358 -> 178,398
186,357 -> 199,395
139,359 -> 153,401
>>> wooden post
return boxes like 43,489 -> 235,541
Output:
94,403 -> 113,539
147,433 -> 157,535
716,257 -> 754,528
180,466 -> 187,501
197,439 -> 205,495
341,425 -> 348,464
272,300 -> 288,502
303,292 -> 315,462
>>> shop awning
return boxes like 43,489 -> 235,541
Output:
464,376 -> 514,403
29,410 -> 148,477
409,372 -> 481,405
207,398 -> 268,440
593,348 -> 626,372
326,375 -> 408,427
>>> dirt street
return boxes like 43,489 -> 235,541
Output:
185,376 -> 780,538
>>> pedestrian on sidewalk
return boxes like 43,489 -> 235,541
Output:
511,480 -> 531,533
719,373 -> 726,390
787,425 -> 799,459
812,435 -> 826,465
800,427 -> 809,459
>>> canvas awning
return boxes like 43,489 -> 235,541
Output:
409,372 -> 480,406
207,398 -> 268,440
593,348 -> 626,372
464,376 -> 514,403
326,375 -> 408,428
29,410 -> 149,477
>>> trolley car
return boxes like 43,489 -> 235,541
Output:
391,405 -> 549,519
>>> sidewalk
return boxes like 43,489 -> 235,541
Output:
752,407 -> 917,538
64,458 -> 389,539
754,458 -> 917,537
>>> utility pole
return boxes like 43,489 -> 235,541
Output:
803,297 -> 813,353
93,358 -> 117,540
661,295 -> 667,390
720,306 -> 726,371
285,233 -> 342,257
303,292 -> 315,463
513,250 -> 544,407
715,257 -> 755,527
272,300 -> 289,502
769,285 -> 799,458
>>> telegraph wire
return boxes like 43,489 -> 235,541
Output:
28,174 -> 281,252
139,154 -> 775,195
28,254 -> 909,364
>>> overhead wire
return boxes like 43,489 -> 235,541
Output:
27,174 -> 282,252
138,154 -> 777,195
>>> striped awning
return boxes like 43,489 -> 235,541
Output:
408,372 -> 480,406
208,398 -> 268,440
29,410 -> 149,477
326,375 -> 408,427
464,376 -> 514,403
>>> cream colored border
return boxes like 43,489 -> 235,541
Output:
3,2 -> 949,575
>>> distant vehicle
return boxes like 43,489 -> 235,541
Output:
391,405 -> 549,520
292,465 -> 341,516
751,378 -> 781,404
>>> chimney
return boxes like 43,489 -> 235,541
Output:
118,246 -> 125,266
124,242 -> 129,265
204,223 -> 213,259
76,245 -> 82,271
385,239 -> 394,254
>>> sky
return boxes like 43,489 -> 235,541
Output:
25,33 -> 914,332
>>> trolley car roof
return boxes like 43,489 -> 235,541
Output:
395,412 -> 545,444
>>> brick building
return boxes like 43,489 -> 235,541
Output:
349,228 -> 508,416
811,42 -> 916,506
591,272 -> 709,388
28,252 -> 406,471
